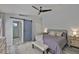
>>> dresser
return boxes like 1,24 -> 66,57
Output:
68,36 -> 79,48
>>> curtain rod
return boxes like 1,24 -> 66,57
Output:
10,16 -> 32,21
10,17 -> 25,20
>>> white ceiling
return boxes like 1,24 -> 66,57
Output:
0,4 -> 79,16
0,4 -> 61,15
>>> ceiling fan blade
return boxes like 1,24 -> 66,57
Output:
42,9 -> 52,12
32,6 -> 39,10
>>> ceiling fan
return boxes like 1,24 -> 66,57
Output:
32,6 -> 52,15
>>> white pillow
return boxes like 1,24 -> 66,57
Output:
49,31 -> 55,36
35,35 -> 43,43
49,31 -> 63,37
56,32 -> 62,37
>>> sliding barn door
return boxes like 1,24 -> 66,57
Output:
24,20 -> 32,42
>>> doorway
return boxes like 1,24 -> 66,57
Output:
24,20 -> 32,42
12,19 -> 23,45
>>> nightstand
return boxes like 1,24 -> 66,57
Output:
68,36 -> 79,48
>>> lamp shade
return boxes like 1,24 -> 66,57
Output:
44,28 -> 48,33
73,31 -> 77,36
71,28 -> 78,36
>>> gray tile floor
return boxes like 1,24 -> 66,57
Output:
15,42 -> 79,54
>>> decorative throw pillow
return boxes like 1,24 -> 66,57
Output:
61,32 -> 65,36
56,32 -> 63,37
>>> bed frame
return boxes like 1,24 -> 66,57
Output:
43,29 -> 69,53
48,29 -> 69,49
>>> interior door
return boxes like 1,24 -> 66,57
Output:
24,20 -> 32,42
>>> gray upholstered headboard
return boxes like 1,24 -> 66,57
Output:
48,29 -> 68,40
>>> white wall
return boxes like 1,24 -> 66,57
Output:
30,15 -> 43,35
0,13 -> 4,36
0,14 -> 2,36
42,5 -> 79,33
4,13 -> 13,53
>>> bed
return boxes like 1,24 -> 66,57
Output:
43,29 -> 68,54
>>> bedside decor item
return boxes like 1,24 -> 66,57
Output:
68,36 -> 79,48
72,31 -> 77,40
71,28 -> 78,40
43,28 -> 49,35
68,28 -> 79,48
44,28 -> 48,33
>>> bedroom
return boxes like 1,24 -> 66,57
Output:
0,4 -> 79,54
